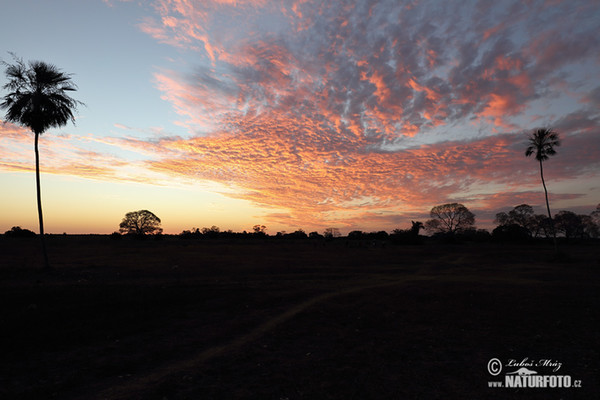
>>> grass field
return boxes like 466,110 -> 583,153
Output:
1,236 -> 598,399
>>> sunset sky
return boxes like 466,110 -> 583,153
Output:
1,0 -> 599,235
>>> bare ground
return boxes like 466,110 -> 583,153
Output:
0,236 -> 598,399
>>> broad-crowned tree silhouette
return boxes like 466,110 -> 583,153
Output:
554,210 -> 589,240
119,210 -> 163,236
495,204 -> 535,235
425,203 -> 475,235
525,127 -> 560,251
1,55 -> 82,269
530,214 -> 553,239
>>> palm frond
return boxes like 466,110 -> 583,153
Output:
1,55 -> 82,134
525,127 -> 560,161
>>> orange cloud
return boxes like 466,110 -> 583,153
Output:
114,0 -> 599,230
483,93 -> 523,118
0,122 -> 174,186
6,0 -> 596,232
136,119 -> 569,228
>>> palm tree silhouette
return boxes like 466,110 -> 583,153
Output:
1,55 -> 82,269
525,127 -> 560,252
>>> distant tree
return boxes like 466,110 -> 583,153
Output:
309,231 -> 323,239
1,55 -> 82,269
293,229 -> 308,238
580,215 -> 598,239
109,231 -> 122,240
369,231 -> 389,240
494,204 -> 535,236
222,229 -> 235,238
494,212 -> 509,226
554,211 -> 578,239
180,229 -> 192,237
4,226 -> 36,238
461,228 -> 492,242
119,210 -> 162,236
587,204 -> 600,238
284,229 -> 308,239
324,228 -> 341,238
348,230 -> 365,239
525,127 -> 560,250
530,214 -> 552,238
179,228 -> 201,239
509,204 -> 534,230
554,211 -> 591,239
591,204 -> 600,227
202,226 -> 220,234
492,224 -> 530,242
201,225 -> 220,238
252,225 -> 267,235
425,203 -> 475,235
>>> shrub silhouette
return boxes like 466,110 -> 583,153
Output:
4,226 -> 37,238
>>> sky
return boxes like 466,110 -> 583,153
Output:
1,0 -> 599,235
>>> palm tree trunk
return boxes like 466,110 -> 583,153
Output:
34,131 -> 50,270
539,159 -> 558,253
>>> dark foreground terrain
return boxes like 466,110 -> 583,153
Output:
1,236 -> 598,399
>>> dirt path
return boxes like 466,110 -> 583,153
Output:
91,275 -> 428,399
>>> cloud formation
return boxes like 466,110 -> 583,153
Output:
142,1 -> 599,134
2,0 -> 599,231
132,0 -> 600,227
0,121 -> 172,185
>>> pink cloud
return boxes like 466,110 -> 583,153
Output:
123,0 -> 599,139
20,0 -> 593,231
0,122 -> 172,186
117,0 -> 599,230
133,120 -> 600,228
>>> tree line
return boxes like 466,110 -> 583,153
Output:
494,204 -> 599,241
6,203 -> 598,243
94,202 -> 600,242
175,203 -> 598,243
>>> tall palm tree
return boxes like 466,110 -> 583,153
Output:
525,127 -> 560,251
1,55 -> 81,269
